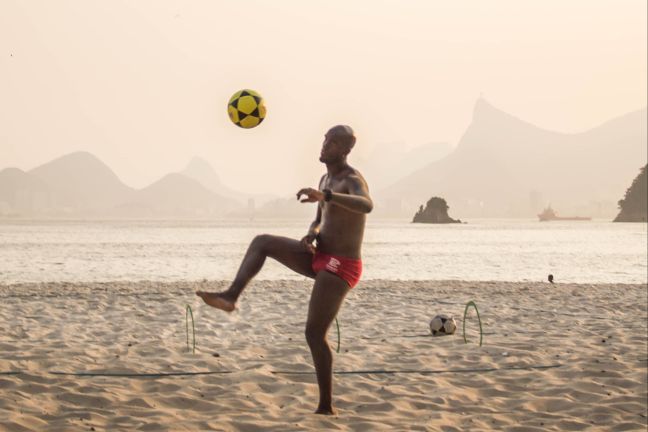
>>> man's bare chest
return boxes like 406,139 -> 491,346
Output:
320,175 -> 348,193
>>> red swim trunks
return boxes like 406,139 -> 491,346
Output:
311,252 -> 363,288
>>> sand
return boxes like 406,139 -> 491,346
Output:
0,280 -> 646,431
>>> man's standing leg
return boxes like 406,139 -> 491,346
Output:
305,270 -> 350,414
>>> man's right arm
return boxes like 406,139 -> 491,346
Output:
308,174 -> 326,236
307,204 -> 322,236
300,204 -> 321,254
301,175 -> 325,253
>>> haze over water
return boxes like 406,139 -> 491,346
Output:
1,219 -> 645,284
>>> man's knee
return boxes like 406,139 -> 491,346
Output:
305,323 -> 326,347
251,234 -> 274,253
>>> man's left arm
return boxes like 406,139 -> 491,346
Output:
328,175 -> 373,214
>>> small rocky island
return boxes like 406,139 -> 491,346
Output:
614,164 -> 647,222
412,197 -> 462,224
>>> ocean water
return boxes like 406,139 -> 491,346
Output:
0,219 -> 646,284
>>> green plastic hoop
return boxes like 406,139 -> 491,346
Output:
463,300 -> 483,346
335,317 -> 341,353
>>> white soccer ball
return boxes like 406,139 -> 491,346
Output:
429,314 -> 457,336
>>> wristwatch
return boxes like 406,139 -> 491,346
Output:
322,188 -> 333,202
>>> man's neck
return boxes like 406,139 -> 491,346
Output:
326,159 -> 349,177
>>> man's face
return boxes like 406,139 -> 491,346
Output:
319,133 -> 347,164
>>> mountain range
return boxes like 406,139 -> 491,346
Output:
1,98 -> 645,219
0,152 -> 237,218
376,98 -> 647,218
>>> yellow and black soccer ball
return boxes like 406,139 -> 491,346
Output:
227,89 -> 266,129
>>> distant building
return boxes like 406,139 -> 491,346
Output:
0,201 -> 10,215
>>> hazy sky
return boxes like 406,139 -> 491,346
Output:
1,0 -> 646,194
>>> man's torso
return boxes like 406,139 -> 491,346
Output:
316,167 -> 368,259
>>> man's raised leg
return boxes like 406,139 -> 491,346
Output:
305,270 -> 350,415
196,234 -> 315,311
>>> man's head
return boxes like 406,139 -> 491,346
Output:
319,125 -> 356,164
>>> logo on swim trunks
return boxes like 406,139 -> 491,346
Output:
326,257 -> 341,273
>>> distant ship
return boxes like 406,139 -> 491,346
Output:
538,206 -> 591,222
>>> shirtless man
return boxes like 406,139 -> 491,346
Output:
196,125 -> 372,415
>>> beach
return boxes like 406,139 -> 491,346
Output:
0,280 -> 646,431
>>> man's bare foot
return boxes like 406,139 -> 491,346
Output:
314,406 -> 336,415
195,291 -> 236,312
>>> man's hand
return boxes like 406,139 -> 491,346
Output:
296,187 -> 324,203
300,233 -> 317,254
